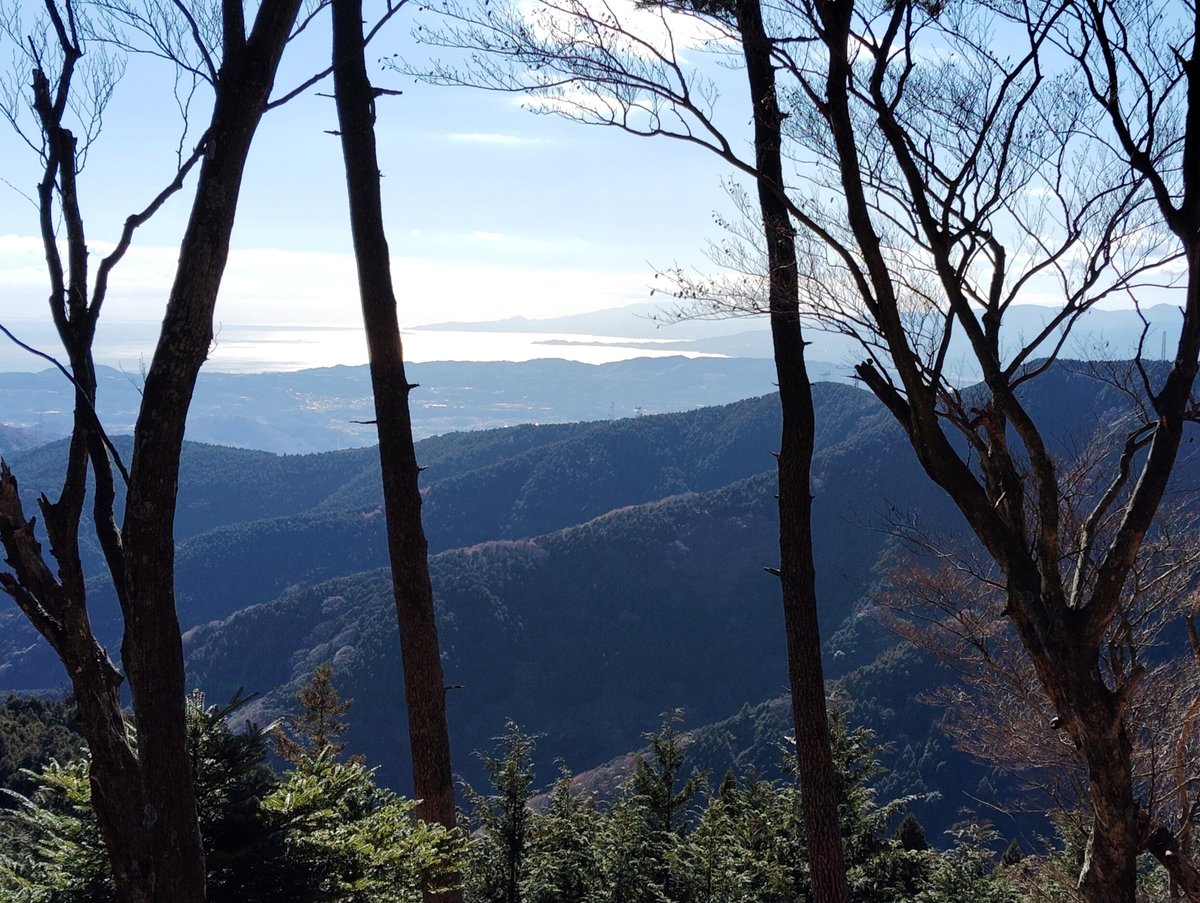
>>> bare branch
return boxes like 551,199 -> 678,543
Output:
0,321 -> 130,484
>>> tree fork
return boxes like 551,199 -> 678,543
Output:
3,0 -> 302,899
120,1 -> 302,898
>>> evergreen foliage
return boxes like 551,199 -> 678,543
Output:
522,773 -> 603,902
3,694 -> 1191,900
185,693 -> 282,901
629,711 -> 700,837
261,752 -> 462,901
463,714 -> 1022,903
0,696 -> 83,807
274,664 -> 354,764
464,723 -> 538,903
0,685 -> 464,902
0,758 -> 110,902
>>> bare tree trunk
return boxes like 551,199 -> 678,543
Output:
1018,599 -> 1200,902
117,9 -> 301,898
0,1 -> 300,898
1076,711 -> 1139,901
1022,634 -> 1141,902
115,10 -> 304,898
0,465 -> 153,903
330,3 -> 462,901
736,0 -> 850,897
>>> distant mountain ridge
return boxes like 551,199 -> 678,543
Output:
0,358 -> 779,454
418,302 -> 1187,380
2,306 -> 1181,455
0,424 -> 46,456
0,360 -> 1185,840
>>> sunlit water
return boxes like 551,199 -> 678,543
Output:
0,320 -> 718,374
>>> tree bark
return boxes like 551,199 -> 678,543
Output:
116,2 -> 301,899
0,466 -> 152,902
807,1 -> 1200,896
330,3 -> 462,901
735,0 -> 851,898
1024,634 -> 1140,902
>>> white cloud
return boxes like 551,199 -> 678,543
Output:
447,132 -> 545,145
0,234 -> 44,254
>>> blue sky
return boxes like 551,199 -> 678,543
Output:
0,0 -> 747,371
4,0 -> 1183,376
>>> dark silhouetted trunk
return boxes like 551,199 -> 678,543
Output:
0,0 -> 302,899
119,3 -> 302,899
330,3 -> 462,901
814,0 -> 1200,894
736,0 -> 850,897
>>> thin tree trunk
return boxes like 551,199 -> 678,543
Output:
330,3 -> 462,901
2,0 -> 300,899
736,0 -> 850,897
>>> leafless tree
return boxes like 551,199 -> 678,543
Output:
773,0 -> 1200,896
411,0 -> 856,897
0,0 -> 301,899
878,482 -> 1200,897
413,0 -> 1200,898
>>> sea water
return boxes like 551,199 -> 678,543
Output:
0,319 -> 717,374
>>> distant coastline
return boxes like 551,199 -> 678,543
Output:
0,301 -> 1184,376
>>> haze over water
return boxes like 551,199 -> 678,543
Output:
0,319 -> 717,374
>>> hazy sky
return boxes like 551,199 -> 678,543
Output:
0,0 -> 750,372
3,0 -> 1183,376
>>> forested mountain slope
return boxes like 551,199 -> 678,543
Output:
181,406 -> 947,793
0,385 -> 897,690
0,363 -> 1181,836
182,475 -> 806,791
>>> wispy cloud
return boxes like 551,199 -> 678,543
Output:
518,0 -> 730,65
447,132 -> 545,145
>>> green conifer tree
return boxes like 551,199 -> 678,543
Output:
465,723 -> 537,903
